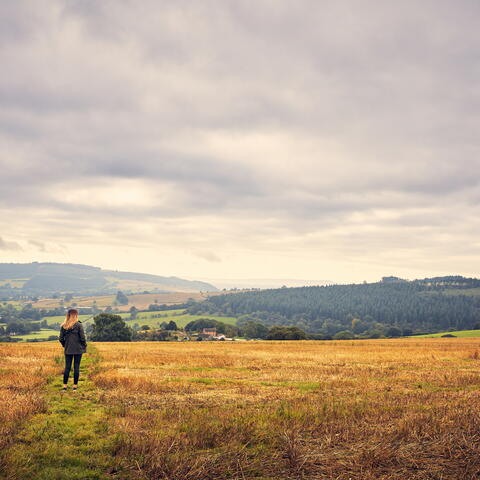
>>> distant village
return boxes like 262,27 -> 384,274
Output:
132,326 -> 246,342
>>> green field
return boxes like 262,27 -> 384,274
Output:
14,329 -> 58,341
42,310 -> 183,324
124,311 -> 237,329
441,288 -> 480,296
2,300 -> 23,308
123,308 -> 184,320
40,309 -> 237,331
42,314 -> 95,325
413,329 -> 480,338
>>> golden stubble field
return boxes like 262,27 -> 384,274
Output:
93,339 -> 480,479
0,343 -> 58,451
1,339 -> 480,479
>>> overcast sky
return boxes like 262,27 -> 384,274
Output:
1,1 -> 480,285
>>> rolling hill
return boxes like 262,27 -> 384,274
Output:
0,262 -> 218,297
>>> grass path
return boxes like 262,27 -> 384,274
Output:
2,346 -> 121,480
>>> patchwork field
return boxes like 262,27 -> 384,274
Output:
32,291 -> 210,311
39,310 -> 236,329
40,309 -> 190,325
122,311 -> 237,330
30,290 -> 236,312
1,339 -> 480,479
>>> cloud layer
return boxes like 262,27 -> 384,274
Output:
1,1 -> 480,283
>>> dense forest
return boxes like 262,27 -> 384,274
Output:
188,276 -> 480,336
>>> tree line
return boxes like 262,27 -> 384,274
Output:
85,315 -> 308,341
186,276 -> 480,337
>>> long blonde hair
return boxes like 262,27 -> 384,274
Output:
62,309 -> 79,329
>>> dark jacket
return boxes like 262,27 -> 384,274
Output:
59,322 -> 87,355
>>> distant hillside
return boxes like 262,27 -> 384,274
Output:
201,278 -> 332,289
188,276 -> 480,336
0,262 -> 218,296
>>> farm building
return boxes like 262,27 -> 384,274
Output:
202,328 -> 216,337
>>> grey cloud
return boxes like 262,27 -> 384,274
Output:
193,251 -> 222,263
1,1 -> 480,279
28,240 -> 47,252
0,2 -> 44,45
0,237 -> 22,251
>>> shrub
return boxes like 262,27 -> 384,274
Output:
333,330 -> 355,340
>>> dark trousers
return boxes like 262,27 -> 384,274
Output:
63,354 -> 82,385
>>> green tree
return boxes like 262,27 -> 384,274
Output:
185,318 -> 226,333
333,330 -> 355,340
351,318 -> 368,334
242,321 -> 269,339
386,326 -> 402,337
129,306 -> 138,320
91,301 -> 100,314
166,320 -> 178,331
367,329 -> 383,339
90,313 -> 132,341
116,291 -> 129,305
224,324 -> 240,337
267,326 -> 306,340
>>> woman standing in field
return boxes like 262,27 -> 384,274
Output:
59,308 -> 87,391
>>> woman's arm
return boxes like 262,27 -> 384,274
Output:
79,323 -> 87,349
59,327 -> 65,347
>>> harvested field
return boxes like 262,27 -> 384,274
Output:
0,343 -> 58,454
93,339 -> 480,479
1,339 -> 480,479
